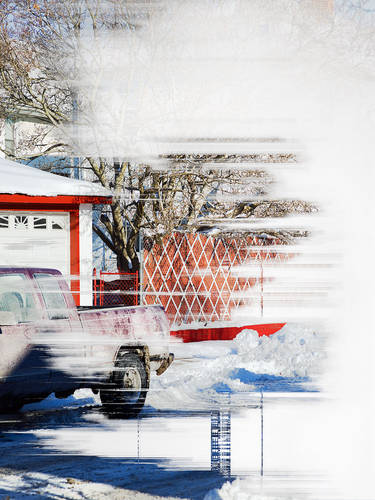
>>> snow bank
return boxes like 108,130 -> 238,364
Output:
0,469 -> 178,500
204,478 -> 296,500
21,389 -> 96,412
232,324 -> 323,379
148,323 -> 325,410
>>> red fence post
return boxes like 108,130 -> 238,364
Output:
99,270 -> 104,306
93,268 -> 97,306
135,271 -> 139,306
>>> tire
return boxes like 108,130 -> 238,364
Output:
100,352 -> 149,418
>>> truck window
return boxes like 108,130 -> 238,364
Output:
33,273 -> 69,320
0,273 -> 39,323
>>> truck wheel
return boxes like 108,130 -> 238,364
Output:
100,352 -> 149,418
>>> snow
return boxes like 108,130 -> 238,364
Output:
0,157 -> 112,197
21,389 -> 96,412
204,479 -> 298,500
147,323 -> 324,411
0,469 -> 184,499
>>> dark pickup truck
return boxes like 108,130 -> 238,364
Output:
0,267 -> 174,417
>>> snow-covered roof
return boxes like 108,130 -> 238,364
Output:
0,157 -> 112,198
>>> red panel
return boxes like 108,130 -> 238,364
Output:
170,323 -> 286,343
0,194 -> 111,205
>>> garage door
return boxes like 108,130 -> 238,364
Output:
0,212 -> 70,278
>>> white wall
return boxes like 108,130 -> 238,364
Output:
79,204 -> 93,306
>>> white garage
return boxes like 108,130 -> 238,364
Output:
0,157 -> 112,305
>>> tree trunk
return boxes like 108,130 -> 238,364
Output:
116,245 -> 140,274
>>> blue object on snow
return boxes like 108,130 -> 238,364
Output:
211,382 -> 233,394
229,368 -> 313,392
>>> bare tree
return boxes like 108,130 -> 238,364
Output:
0,0 -> 316,272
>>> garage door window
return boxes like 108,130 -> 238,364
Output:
0,214 -> 66,230
33,216 -> 47,229
0,216 -> 9,228
34,273 -> 69,320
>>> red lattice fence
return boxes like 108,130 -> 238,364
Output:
143,232 -> 287,326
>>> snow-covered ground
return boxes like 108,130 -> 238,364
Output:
148,323 -> 325,411
0,324 -> 327,499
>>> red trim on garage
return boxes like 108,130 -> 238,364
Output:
170,323 -> 286,342
0,203 -> 76,212
0,194 -> 111,205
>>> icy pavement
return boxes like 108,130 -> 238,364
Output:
0,469 -> 182,500
0,324 -> 329,499
0,393 -> 330,499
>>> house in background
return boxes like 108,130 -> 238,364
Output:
0,157 -> 112,305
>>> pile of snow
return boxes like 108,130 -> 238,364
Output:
0,470 -> 177,500
148,323 -> 325,410
21,389 -> 96,412
232,324 -> 323,379
204,478 -> 297,500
